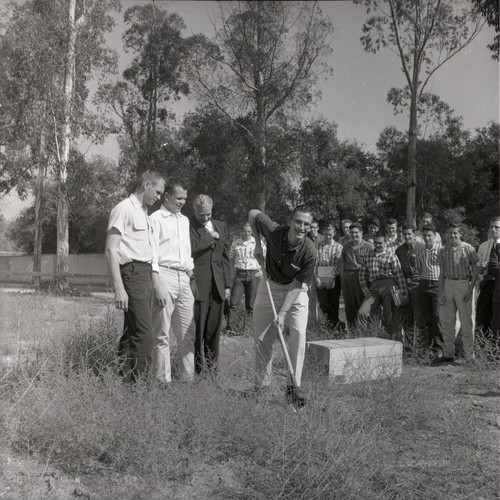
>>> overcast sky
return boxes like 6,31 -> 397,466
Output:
2,0 -> 498,220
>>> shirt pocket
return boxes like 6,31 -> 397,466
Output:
132,215 -> 147,232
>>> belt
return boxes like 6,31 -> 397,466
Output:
344,269 -> 359,273
121,260 -> 151,267
445,278 -> 470,281
159,264 -> 185,272
420,279 -> 438,283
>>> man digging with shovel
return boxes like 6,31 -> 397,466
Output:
247,205 -> 317,409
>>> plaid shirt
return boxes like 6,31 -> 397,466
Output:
316,240 -> 343,276
359,249 -> 407,294
385,236 -> 402,254
415,243 -> 443,281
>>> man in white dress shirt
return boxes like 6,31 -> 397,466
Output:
150,180 -> 197,384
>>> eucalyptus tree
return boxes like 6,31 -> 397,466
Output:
95,4 -> 194,176
2,0 -> 118,279
187,1 -> 334,211
355,0 -> 484,225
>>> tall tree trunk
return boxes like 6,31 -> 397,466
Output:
406,57 -> 420,227
255,109 -> 267,212
406,95 -> 418,227
33,122 -> 47,287
56,0 -> 76,276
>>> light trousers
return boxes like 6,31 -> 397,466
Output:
152,268 -> 196,383
253,279 -> 309,388
439,280 -> 474,360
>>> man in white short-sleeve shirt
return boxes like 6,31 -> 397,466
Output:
105,170 -> 165,382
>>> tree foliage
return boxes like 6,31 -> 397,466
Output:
95,4 -> 195,176
299,119 -> 381,222
7,152 -> 125,254
375,120 -> 499,241
187,0 -> 334,210
471,0 -> 499,58
355,0 -> 484,225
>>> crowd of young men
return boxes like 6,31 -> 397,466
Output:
106,170 -> 499,400
311,215 -> 500,365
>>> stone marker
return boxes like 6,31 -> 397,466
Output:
306,337 -> 402,383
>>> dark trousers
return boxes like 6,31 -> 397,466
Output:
194,285 -> 224,374
341,270 -> 364,326
316,276 -> 342,328
227,269 -> 260,329
359,278 -> 401,340
119,261 -> 153,382
417,280 -> 444,352
476,279 -> 495,336
402,280 -> 421,334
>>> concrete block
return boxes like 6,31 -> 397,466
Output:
306,337 -> 402,383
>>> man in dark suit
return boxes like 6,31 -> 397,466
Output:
190,194 -> 232,375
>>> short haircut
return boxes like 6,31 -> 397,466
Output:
386,218 -> 398,226
242,222 -> 251,229
137,169 -> 165,188
373,229 -> 387,240
292,204 -> 314,217
422,224 -> 437,233
490,216 -> 500,225
164,179 -> 188,196
311,219 -> 320,227
367,217 -> 380,227
349,222 -> 363,232
422,212 -> 433,220
342,219 -> 352,225
401,223 -> 415,232
323,223 -> 335,232
193,194 -> 213,210
448,223 -> 462,232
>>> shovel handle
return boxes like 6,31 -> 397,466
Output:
262,272 -> 299,389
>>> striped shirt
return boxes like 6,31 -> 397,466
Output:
229,237 -> 262,271
316,240 -> 343,276
359,249 -> 407,293
415,243 -> 443,281
341,240 -> 374,272
440,242 -> 479,281
254,212 -> 316,285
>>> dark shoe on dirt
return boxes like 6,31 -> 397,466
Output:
285,385 -> 307,409
431,356 -> 454,366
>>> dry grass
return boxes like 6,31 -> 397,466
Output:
1,291 -> 499,500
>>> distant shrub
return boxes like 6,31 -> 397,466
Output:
36,273 -> 90,297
